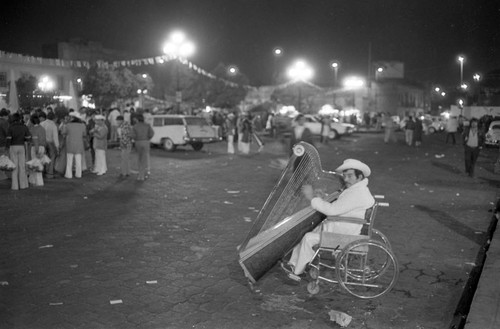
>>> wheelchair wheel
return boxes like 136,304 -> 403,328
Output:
307,280 -> 320,295
309,266 -> 319,280
371,228 -> 392,250
336,239 -> 399,299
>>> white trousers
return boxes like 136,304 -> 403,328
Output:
240,142 -> 250,154
94,149 -> 107,174
227,135 -> 235,154
289,222 -> 362,275
65,153 -> 82,179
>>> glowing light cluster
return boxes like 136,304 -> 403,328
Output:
343,76 -> 365,89
287,60 -> 313,81
162,30 -> 195,58
37,76 -> 54,91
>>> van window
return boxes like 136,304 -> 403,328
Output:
153,118 -> 164,127
165,117 -> 184,126
185,117 -> 210,126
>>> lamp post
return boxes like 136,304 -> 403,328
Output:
287,60 -> 313,113
330,61 -> 339,87
343,76 -> 366,113
272,47 -> 283,84
457,55 -> 465,85
163,30 -> 195,113
473,73 -> 481,105
375,67 -> 384,81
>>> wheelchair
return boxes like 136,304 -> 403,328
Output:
306,203 -> 399,299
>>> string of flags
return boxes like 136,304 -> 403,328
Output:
0,49 -> 323,92
0,50 -> 257,90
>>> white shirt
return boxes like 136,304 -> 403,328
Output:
311,178 -> 375,234
40,119 -> 60,148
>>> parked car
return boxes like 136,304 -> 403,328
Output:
485,120 -> 500,147
398,116 -> 445,134
423,116 -> 445,134
150,114 -> 222,152
293,114 -> 355,139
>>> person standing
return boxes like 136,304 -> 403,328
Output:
0,108 -> 10,181
404,116 -> 416,146
289,114 -> 314,155
28,114 -> 47,186
383,113 -> 397,143
239,112 -> 253,155
116,115 -> 133,177
39,112 -> 59,179
462,118 -> 485,178
445,116 -> 458,145
320,116 -> 331,144
86,111 -> 97,169
414,117 -> 423,147
107,108 -> 121,142
63,112 -> 87,179
265,113 -> 277,138
90,115 -> 108,176
6,113 -> 31,190
132,114 -> 154,181
143,109 -> 153,176
224,113 -> 236,155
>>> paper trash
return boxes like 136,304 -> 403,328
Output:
328,310 -> 352,327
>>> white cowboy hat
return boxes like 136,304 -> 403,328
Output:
336,159 -> 371,177
94,114 -> 105,120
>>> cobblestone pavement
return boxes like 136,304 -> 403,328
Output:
1,132 -> 499,329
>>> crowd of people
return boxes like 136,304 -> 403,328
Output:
0,106 -> 154,190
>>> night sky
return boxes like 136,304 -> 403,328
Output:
1,0 -> 499,87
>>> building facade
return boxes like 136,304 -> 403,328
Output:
0,51 -> 78,112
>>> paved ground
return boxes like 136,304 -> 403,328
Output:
1,131 -> 499,329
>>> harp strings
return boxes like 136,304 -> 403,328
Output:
259,152 -> 314,233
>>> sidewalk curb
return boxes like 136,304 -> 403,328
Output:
449,210 -> 499,329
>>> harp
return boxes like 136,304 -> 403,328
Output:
238,142 -> 345,283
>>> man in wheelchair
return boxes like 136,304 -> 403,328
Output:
283,159 -> 375,281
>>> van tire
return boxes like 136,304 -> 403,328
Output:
162,138 -> 176,152
191,142 -> 204,151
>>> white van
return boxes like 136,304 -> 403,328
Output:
150,115 -> 222,151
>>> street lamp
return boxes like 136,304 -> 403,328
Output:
375,67 -> 384,81
343,76 -> 366,111
273,47 -> 283,57
272,47 -> 283,84
330,61 -> 339,87
38,76 -> 54,92
287,60 -> 314,113
227,65 -> 238,76
457,55 -> 465,85
163,30 -> 195,113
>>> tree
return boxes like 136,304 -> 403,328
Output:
81,66 -> 153,108
271,81 -> 320,113
192,63 -> 249,109
14,75 -> 57,110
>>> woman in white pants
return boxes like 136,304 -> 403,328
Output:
90,115 -> 108,175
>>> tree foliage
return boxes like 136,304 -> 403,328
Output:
14,75 -> 56,110
271,82 -> 320,113
81,66 -> 153,108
